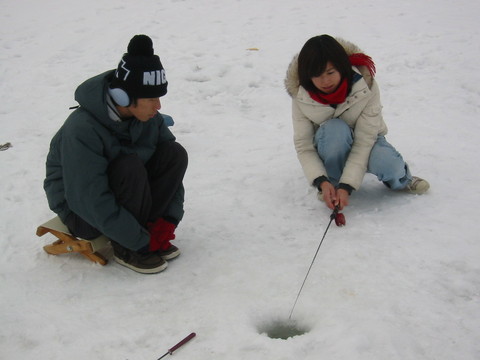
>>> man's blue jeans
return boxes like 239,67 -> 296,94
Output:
314,118 -> 411,189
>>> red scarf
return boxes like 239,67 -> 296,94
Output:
308,78 -> 348,105
308,53 -> 375,105
349,53 -> 376,77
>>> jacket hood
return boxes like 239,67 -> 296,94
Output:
284,37 -> 373,98
74,70 -> 116,127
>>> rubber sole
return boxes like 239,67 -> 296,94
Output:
113,256 -> 168,274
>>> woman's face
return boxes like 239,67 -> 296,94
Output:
311,62 -> 342,94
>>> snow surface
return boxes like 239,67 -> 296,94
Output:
1,0 -> 480,359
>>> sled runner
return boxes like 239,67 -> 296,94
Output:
36,216 -> 109,265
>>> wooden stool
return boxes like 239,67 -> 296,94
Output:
37,216 -> 109,265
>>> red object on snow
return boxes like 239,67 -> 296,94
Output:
335,212 -> 346,226
157,332 -> 196,360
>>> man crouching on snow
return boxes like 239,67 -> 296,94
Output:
43,35 -> 188,274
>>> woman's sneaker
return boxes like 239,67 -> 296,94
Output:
111,242 -> 168,274
317,191 -> 324,202
404,176 -> 430,195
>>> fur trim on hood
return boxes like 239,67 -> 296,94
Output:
284,37 -> 373,98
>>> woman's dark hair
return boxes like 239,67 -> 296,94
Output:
298,34 -> 353,93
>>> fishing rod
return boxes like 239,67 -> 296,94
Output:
157,332 -> 196,360
288,206 -> 345,319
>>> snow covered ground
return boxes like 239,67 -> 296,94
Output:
1,0 -> 480,359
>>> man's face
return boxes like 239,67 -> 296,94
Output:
128,98 -> 161,122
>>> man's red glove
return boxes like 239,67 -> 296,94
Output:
147,218 -> 176,252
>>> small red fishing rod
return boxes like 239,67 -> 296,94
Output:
157,332 -> 196,360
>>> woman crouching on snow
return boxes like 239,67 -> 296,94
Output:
284,34 -> 429,211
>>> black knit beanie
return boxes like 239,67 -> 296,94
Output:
109,35 -> 168,102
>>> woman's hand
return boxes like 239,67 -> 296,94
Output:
320,182 -> 349,210
320,181 -> 336,210
335,188 -> 349,210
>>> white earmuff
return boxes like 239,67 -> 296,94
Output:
108,87 -> 131,107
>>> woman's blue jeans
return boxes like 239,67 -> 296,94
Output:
314,118 -> 411,189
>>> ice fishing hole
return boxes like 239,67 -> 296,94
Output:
257,319 -> 310,340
